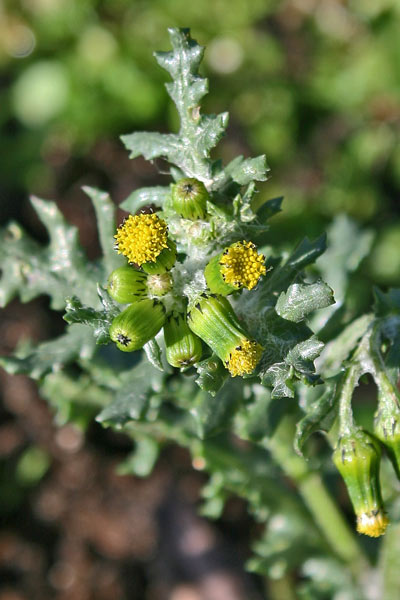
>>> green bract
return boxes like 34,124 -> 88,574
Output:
171,177 -> 209,220
107,266 -> 148,303
164,312 -> 203,368
333,430 -> 387,538
109,299 -> 166,352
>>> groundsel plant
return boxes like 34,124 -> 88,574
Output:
2,28 -> 400,599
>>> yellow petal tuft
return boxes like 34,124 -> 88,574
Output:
220,241 -> 266,290
226,339 -> 263,377
356,510 -> 389,537
114,213 -> 168,266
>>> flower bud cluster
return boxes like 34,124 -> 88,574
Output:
107,179 -> 267,375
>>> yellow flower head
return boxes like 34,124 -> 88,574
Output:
114,213 -> 168,266
226,339 -> 263,377
356,510 -> 388,538
220,241 -> 266,290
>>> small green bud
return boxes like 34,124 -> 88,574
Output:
333,429 -> 388,537
374,390 -> 400,480
164,312 -> 203,369
110,299 -> 166,352
187,295 -> 262,377
107,266 -> 148,303
147,272 -> 173,297
142,239 -> 177,275
195,354 -> 227,395
171,177 -> 209,220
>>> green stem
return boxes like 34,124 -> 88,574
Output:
267,574 -> 297,600
265,415 -> 365,568
298,472 -> 360,564
338,363 -> 361,436
379,522 -> 400,600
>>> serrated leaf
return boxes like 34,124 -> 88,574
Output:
256,197 -> 283,223
255,310 -> 324,398
64,295 -> 119,344
0,324 -> 96,379
262,363 -> 295,398
83,186 -> 123,275
276,282 -> 335,323
120,186 -> 171,213
122,29 -> 229,183
96,360 -> 164,426
121,131 -> 180,162
286,337 -> 324,375
143,338 -> 164,372
224,155 -> 269,185
0,197 -> 100,310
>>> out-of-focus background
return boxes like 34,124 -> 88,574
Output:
0,1 -> 399,598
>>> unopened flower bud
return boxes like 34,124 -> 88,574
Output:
333,429 -> 388,537
187,295 -> 262,377
110,298 -> 166,352
107,266 -> 148,304
146,272 -> 173,297
164,312 -> 203,369
204,240 -> 266,295
171,177 -> 209,220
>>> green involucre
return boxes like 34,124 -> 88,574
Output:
109,298 -> 166,352
333,429 -> 387,537
171,177 -> 209,220
107,266 -> 148,303
163,312 -> 203,369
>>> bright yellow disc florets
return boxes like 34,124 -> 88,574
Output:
220,241 -> 266,290
114,213 -> 168,266
356,510 -> 388,537
226,339 -> 263,377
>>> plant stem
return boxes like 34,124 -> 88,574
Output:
338,363 -> 361,436
267,574 -> 297,600
265,414 -> 365,568
298,471 -> 360,564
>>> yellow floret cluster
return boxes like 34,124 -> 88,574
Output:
220,241 -> 266,290
226,339 -> 263,377
114,213 -> 168,266
356,510 -> 388,537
